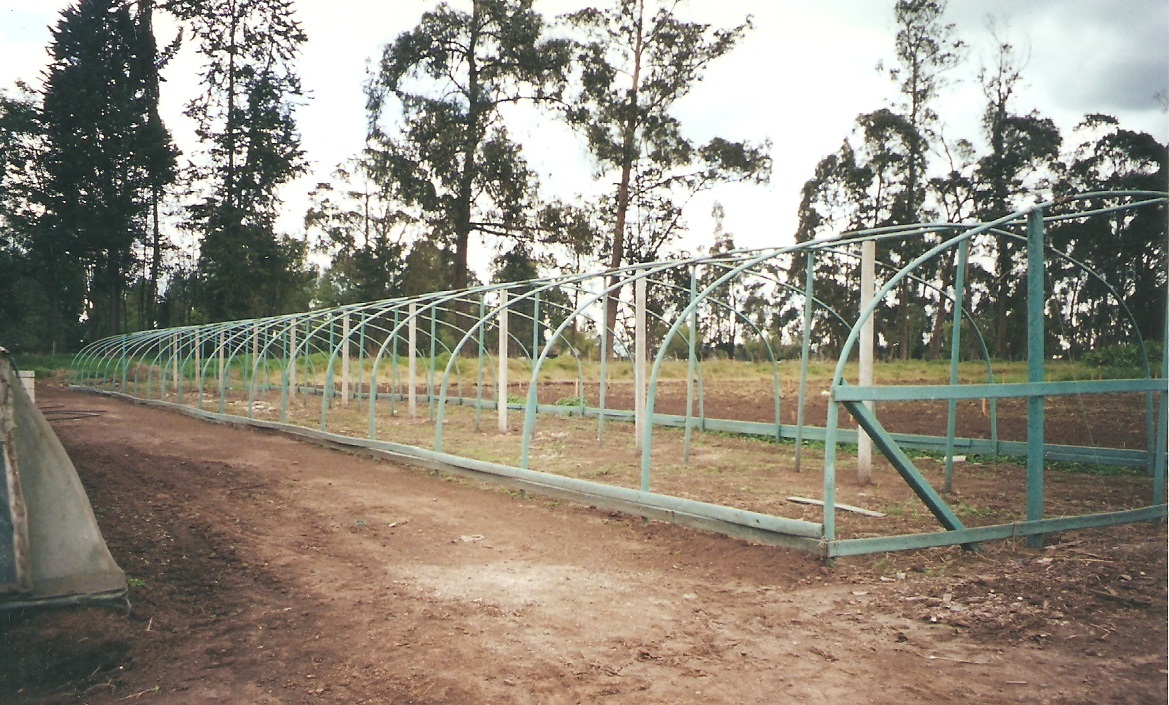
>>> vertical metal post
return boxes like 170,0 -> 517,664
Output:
498,289 -> 509,433
823,389 -> 839,548
1026,208 -> 1046,548
408,303 -> 418,419
794,251 -> 815,472
684,265 -> 698,464
634,274 -> 647,450
218,329 -> 226,414
857,240 -> 875,484
944,238 -> 969,492
342,313 -> 350,408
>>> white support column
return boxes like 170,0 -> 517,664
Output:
858,240 -> 876,484
171,332 -> 179,396
408,303 -> 418,419
194,330 -> 202,401
217,330 -> 225,394
498,289 -> 509,433
634,274 -> 647,449
341,313 -> 350,408
289,321 -> 297,399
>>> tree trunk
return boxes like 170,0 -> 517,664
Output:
452,0 -> 482,334
605,0 -> 644,359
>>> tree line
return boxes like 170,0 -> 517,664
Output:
0,0 -> 1164,360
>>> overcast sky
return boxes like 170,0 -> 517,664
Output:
2,0 -> 1166,269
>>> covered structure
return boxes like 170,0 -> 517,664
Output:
1,350 -> 126,609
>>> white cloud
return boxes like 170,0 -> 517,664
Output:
3,0 -> 1166,260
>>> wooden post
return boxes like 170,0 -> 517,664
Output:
171,332 -> 179,398
634,274 -> 647,449
289,321 -> 297,400
408,303 -> 418,419
498,290 -> 509,433
342,313 -> 350,408
193,330 -> 202,403
858,240 -> 875,484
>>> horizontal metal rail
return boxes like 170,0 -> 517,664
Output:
834,378 -> 1166,403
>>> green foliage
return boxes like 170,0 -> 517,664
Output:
1081,342 -> 1164,376
564,0 -> 770,270
365,0 -> 572,299
33,0 -> 178,347
172,0 -> 310,321
11,353 -> 76,379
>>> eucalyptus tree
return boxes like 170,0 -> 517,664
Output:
169,0 -> 310,320
305,159 -> 412,306
1050,117 -> 1166,355
876,0 -> 964,359
365,0 -> 572,325
973,31 -> 1061,358
881,0 -> 964,223
563,0 -> 771,348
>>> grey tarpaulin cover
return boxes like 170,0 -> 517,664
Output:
0,351 -> 125,608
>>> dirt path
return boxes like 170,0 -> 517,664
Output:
1,386 -> 1164,704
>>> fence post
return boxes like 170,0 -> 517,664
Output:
498,289 -> 509,433
634,273 -> 647,450
342,313 -> 350,408
408,303 -> 418,419
1026,208 -> 1046,548
795,251 -> 815,472
858,240 -> 875,484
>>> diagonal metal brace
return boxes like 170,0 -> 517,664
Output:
840,399 -> 978,550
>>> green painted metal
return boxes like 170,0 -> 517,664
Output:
829,505 -> 1167,556
833,378 -> 1165,402
943,237 -> 968,493
841,399 -> 971,543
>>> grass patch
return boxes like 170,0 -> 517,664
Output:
11,353 -> 76,380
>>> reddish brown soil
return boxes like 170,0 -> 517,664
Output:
1,385 -> 1165,704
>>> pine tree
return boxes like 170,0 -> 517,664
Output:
171,0 -> 309,320
39,0 -> 177,344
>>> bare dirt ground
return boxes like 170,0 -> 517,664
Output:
1,384 -> 1165,704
